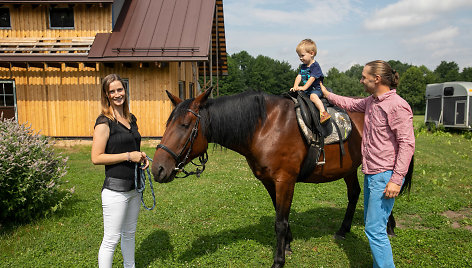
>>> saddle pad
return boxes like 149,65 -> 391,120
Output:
296,106 -> 352,145
324,107 -> 352,145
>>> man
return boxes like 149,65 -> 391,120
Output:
320,60 -> 415,267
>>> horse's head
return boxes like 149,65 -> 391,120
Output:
152,87 -> 212,183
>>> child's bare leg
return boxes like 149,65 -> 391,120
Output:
310,94 -> 326,113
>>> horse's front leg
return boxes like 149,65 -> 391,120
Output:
261,180 -> 293,256
272,180 -> 296,268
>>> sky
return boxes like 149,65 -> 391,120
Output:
223,0 -> 472,73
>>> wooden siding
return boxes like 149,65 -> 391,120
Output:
0,61 -> 197,137
0,4 -> 112,38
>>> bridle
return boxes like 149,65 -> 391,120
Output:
156,109 -> 208,178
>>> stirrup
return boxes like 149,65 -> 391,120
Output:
317,148 -> 326,165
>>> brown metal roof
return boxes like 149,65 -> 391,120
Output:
89,0 -> 220,62
0,1 -> 114,3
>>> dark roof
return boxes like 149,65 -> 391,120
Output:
0,1 -> 113,3
89,0 -> 222,62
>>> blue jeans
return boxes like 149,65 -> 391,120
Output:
364,170 -> 397,268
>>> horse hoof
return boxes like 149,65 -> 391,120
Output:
388,232 -> 397,237
333,233 -> 346,240
285,249 -> 293,256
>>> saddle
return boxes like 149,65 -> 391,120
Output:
285,91 -> 352,179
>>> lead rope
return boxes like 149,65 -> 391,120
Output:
134,156 -> 156,210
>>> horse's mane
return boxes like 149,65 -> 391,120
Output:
202,91 -> 268,147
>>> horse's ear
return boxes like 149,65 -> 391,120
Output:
194,87 -> 213,107
166,90 -> 183,106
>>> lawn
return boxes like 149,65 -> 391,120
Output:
1,115 -> 472,267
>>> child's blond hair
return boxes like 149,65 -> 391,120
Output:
296,39 -> 317,56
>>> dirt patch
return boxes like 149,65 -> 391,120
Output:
51,138 -> 160,148
441,208 -> 472,230
442,210 -> 465,220
52,139 -> 93,147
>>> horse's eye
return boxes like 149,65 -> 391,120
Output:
180,123 -> 191,129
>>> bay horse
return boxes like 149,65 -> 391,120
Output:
152,88 -> 413,268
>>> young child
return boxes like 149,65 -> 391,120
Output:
290,39 -> 331,123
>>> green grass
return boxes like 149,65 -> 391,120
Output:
1,115 -> 472,267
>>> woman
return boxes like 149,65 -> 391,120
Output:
91,74 -> 149,268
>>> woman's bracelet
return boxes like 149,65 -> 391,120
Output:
127,152 -> 131,162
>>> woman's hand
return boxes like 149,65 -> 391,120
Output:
129,151 -> 149,169
140,152 -> 149,169
320,82 -> 330,97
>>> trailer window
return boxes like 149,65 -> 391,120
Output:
444,87 -> 454,96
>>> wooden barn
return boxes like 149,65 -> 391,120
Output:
0,0 -> 227,137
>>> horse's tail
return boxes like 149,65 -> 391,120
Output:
399,155 -> 414,195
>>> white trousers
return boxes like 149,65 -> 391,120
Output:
98,188 -> 141,268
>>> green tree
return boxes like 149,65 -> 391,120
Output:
398,66 -> 428,113
325,67 -> 366,97
218,51 -> 297,96
218,56 -> 246,96
434,61 -> 460,82
388,60 -> 412,76
461,67 -> 472,82
344,64 -> 363,80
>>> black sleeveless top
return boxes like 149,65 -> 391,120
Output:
94,114 -> 141,180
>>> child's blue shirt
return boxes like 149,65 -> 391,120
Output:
300,61 -> 324,93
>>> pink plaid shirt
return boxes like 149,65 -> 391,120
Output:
327,90 -> 415,185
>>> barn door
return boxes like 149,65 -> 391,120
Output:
455,101 -> 466,125
0,80 -> 16,121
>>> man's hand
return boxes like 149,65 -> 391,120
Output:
383,182 -> 401,199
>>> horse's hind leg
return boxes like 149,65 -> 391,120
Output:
335,171 -> 361,239
387,210 -> 396,236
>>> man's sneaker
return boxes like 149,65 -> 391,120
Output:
320,111 -> 331,124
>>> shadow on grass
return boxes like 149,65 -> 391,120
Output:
0,193 -> 84,235
178,207 -> 370,266
136,229 -> 173,267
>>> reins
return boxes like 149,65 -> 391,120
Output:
134,156 -> 156,210
156,108 -> 208,179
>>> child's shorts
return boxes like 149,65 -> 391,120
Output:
304,88 -> 323,98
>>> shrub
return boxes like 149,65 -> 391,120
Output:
0,117 -> 70,223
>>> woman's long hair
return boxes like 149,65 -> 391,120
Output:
100,74 -> 131,122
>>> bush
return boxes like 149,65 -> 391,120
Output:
0,117 -> 70,223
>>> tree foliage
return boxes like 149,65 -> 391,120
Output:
217,51 -> 297,96
215,51 -> 471,114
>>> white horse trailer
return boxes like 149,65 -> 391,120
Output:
425,82 -> 472,130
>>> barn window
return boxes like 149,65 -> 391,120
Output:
0,8 -> 11,28
0,80 -> 17,121
179,81 -> 186,99
122,78 -> 130,102
49,7 -> 74,29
